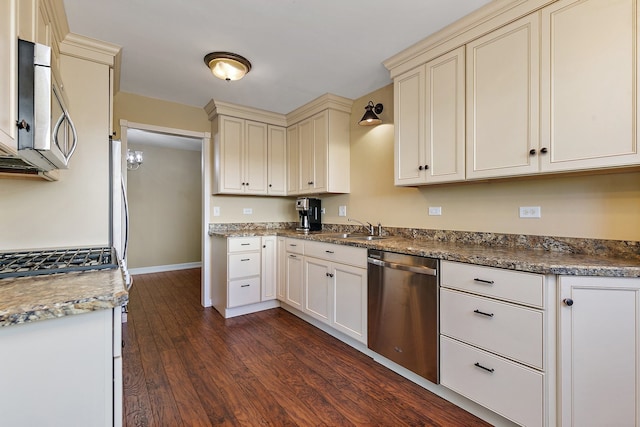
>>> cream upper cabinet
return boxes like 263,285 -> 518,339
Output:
0,0 -> 17,155
466,13 -> 540,180
267,125 -> 287,196
286,124 -> 300,196
395,47 -> 465,186
540,0 -> 640,172
294,108 -> 350,195
214,116 -> 268,195
558,275 -> 640,426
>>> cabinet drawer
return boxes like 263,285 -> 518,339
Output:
441,336 -> 543,427
441,288 -> 543,369
285,238 -> 304,255
228,277 -> 261,308
304,241 -> 367,267
228,237 -> 262,253
228,252 -> 260,279
441,260 -> 544,308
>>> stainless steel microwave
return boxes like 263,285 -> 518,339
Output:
13,39 -> 77,172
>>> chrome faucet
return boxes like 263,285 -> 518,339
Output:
348,218 -> 374,235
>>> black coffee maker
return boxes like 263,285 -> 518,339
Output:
296,197 -> 321,232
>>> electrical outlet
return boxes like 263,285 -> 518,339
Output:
338,205 -> 347,217
519,206 -> 541,218
213,206 -> 221,217
428,206 -> 442,216
243,208 -> 253,215
320,208 -> 326,214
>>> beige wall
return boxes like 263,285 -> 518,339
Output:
126,143 -> 201,268
0,54 -> 111,250
321,84 -> 640,241
116,87 -> 640,242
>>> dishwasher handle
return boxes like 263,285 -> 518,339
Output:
368,257 -> 437,276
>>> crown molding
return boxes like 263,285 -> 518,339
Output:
59,33 -> 121,66
205,100 -> 288,127
383,0 -> 555,78
285,93 -> 353,125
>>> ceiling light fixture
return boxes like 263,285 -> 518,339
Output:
358,101 -> 384,126
203,51 -> 252,81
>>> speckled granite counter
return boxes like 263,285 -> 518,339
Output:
209,224 -> 640,278
0,268 -> 128,327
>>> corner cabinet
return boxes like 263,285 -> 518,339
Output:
558,275 -> 640,427
286,94 -> 353,195
395,46 -> 465,185
0,0 -> 17,155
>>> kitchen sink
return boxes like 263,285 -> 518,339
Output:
322,233 -> 387,241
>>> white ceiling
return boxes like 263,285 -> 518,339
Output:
62,0 -> 491,115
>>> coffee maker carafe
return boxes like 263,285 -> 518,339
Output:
296,197 -> 321,232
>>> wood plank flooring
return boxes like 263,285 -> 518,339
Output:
123,268 -> 490,426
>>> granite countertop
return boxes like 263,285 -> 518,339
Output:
210,228 -> 640,278
0,268 -> 128,327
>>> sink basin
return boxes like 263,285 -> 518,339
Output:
322,233 -> 387,241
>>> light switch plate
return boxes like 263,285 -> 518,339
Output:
338,205 -> 347,217
213,206 -> 221,217
243,208 -> 253,215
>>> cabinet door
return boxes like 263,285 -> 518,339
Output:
0,0 -> 17,155
426,46 -> 466,183
285,253 -> 304,310
244,120 -> 268,195
304,257 -> 331,324
394,65 -> 426,185
261,236 -> 277,301
559,276 -> 640,427
276,237 -> 286,301
218,116 -> 245,193
286,125 -> 300,195
466,14 -> 540,179
541,0 -> 640,172
332,263 -> 367,344
298,117 -> 313,193
311,111 -> 328,193
267,125 -> 287,195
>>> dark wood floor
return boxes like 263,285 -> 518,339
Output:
123,268 -> 489,426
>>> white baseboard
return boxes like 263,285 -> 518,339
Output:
129,262 -> 201,275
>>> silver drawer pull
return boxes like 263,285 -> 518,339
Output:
241,284 -> 251,288
473,309 -> 494,318
474,278 -> 495,284
241,258 -> 250,261
325,250 -> 334,254
474,362 -> 494,373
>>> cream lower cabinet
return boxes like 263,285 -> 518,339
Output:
558,275 -> 640,427
0,0 -> 17,155
540,0 -> 640,173
0,308 -> 121,427
283,238 -> 305,310
394,46 -> 465,185
282,239 -> 367,344
212,236 -> 279,318
440,261 -> 553,427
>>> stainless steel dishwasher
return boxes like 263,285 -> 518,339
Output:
367,249 -> 439,384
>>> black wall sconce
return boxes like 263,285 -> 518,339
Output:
358,101 -> 384,126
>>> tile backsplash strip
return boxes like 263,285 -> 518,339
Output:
209,223 -> 640,260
